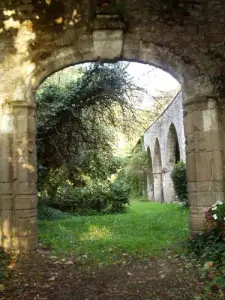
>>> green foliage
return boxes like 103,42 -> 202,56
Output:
170,161 -> 188,204
119,140 -> 148,196
41,184 -> 110,215
36,62 -> 144,205
39,179 -> 130,215
210,201 -> 225,222
38,204 -> 72,221
0,248 -> 11,282
187,229 -> 225,298
187,229 -> 225,262
109,179 -> 130,213
39,200 -> 189,265
36,62 -> 140,172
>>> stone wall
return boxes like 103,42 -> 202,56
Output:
1,0 -> 225,250
144,92 -> 185,203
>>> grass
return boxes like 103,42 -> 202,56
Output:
38,198 -> 189,265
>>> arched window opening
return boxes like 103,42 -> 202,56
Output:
166,123 -> 180,169
164,123 -> 180,202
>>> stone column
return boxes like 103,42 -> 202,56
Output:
0,103 -> 14,249
146,174 -> 154,200
184,97 -> 224,235
163,168 -> 175,203
0,101 -> 37,251
153,173 -> 163,202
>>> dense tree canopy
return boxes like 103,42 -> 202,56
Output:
37,62 -> 149,189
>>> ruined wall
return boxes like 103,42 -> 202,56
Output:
0,0 -> 225,250
144,92 -> 185,202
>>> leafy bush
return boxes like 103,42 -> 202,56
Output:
0,248 -> 11,281
109,179 -> 130,213
170,161 -> 188,205
42,184 -> 109,215
187,229 -> 225,298
39,179 -> 130,216
187,229 -> 225,262
38,204 -> 72,220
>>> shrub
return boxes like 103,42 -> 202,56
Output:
39,180 -> 130,215
187,229 -> 225,261
42,184 -> 110,215
38,204 -> 72,220
205,201 -> 225,222
170,161 -> 188,205
109,179 -> 130,213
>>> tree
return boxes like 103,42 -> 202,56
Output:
36,62 -> 145,191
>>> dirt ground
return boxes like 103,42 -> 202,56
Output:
0,248 -> 203,300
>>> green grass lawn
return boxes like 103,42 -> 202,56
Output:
38,199 -> 189,265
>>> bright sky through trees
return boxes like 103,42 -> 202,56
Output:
125,62 -> 180,109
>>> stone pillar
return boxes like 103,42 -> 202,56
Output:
153,173 -> 163,202
0,102 -> 37,251
146,174 -> 154,200
163,169 -> 175,203
184,97 -> 224,235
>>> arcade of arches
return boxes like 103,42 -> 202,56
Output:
0,0 -> 225,251
144,92 -> 185,204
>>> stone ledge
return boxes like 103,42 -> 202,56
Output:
89,14 -> 126,31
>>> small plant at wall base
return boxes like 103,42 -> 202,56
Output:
205,201 -> 225,233
170,161 -> 188,206
187,201 -> 225,299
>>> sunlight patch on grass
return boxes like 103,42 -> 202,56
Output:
80,224 -> 112,241
39,199 -> 189,265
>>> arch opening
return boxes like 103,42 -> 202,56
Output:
166,123 -> 180,168
164,123 -> 181,202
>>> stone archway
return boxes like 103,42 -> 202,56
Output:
163,123 -> 181,202
153,139 -> 163,203
146,146 -> 154,201
0,0 -> 225,250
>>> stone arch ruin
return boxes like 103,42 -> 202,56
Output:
144,92 -> 185,203
0,0 -> 225,250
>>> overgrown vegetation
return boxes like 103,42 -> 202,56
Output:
37,62 -> 148,215
116,140 -> 148,196
187,229 -> 225,299
171,161 -> 188,205
0,248 -> 11,283
37,62 -> 174,217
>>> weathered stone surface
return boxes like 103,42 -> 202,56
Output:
0,0 -> 225,250
93,29 -> 123,59
144,93 -> 185,203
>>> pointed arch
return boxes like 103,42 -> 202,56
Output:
166,123 -> 180,168
164,123 -> 180,202
153,139 -> 164,202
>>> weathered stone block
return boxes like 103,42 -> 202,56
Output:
212,150 -> 223,180
186,152 -> 197,181
12,235 -> 38,251
16,217 -> 37,237
1,195 -> 13,210
15,182 -> 36,194
2,183 -> 13,194
93,30 -> 123,59
193,110 -> 203,132
196,151 -> 213,181
15,209 -> 37,219
15,195 -> 37,210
